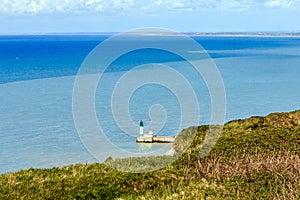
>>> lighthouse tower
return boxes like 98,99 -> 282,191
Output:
139,120 -> 144,136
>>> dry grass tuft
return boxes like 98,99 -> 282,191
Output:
196,152 -> 300,178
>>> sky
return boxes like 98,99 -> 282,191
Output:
0,0 -> 300,33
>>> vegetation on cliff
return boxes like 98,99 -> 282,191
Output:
0,110 -> 299,199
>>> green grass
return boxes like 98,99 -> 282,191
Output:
0,110 -> 299,199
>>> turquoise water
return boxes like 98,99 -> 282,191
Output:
1,35 -> 300,174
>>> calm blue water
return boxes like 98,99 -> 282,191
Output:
1,35 -> 300,174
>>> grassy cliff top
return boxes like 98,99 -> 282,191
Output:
1,110 -> 299,199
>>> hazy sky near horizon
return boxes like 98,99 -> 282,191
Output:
0,0 -> 300,33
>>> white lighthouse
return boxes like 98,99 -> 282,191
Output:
139,120 -> 144,136
136,120 -> 175,143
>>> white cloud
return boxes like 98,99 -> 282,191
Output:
264,0 -> 292,8
215,0 -> 252,11
152,0 -> 162,6
0,0 -> 299,15
172,2 -> 185,9
265,0 -> 300,8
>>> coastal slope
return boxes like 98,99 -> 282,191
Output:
0,110 -> 299,199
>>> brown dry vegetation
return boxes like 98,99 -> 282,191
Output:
196,153 -> 299,178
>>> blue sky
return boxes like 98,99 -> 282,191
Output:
0,0 -> 300,33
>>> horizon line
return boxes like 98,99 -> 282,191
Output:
1,31 -> 300,36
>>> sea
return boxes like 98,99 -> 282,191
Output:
1,34 -> 300,174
